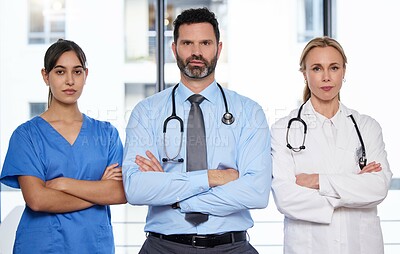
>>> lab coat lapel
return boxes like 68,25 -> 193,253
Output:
333,104 -> 358,173
302,103 -> 334,173
334,104 -> 352,151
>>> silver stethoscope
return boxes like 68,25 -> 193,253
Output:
162,83 -> 235,163
286,102 -> 367,169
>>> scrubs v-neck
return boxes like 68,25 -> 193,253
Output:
0,114 -> 123,254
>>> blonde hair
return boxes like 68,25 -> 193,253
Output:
299,36 -> 347,102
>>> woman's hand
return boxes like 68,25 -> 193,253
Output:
135,150 -> 164,172
101,163 -> 123,180
359,161 -> 382,174
46,163 -> 122,191
295,173 -> 319,189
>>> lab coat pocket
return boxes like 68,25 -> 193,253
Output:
360,215 -> 384,254
283,218 -> 311,253
96,224 -> 115,254
14,226 -> 54,253
336,147 -> 360,174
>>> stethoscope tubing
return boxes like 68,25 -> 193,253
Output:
162,83 -> 234,163
286,101 -> 367,169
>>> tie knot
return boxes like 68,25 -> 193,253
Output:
188,94 -> 205,105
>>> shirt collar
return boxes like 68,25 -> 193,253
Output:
303,100 -> 349,128
175,80 -> 219,105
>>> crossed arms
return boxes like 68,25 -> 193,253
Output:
19,163 -> 126,213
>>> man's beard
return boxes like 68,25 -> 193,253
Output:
176,52 -> 218,79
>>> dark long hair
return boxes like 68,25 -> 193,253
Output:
44,39 -> 87,107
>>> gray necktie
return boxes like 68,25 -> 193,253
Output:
185,94 -> 208,225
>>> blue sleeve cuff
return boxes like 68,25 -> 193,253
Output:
179,170 -> 210,211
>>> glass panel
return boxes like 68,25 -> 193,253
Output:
50,37 -> 63,43
125,0 -> 154,62
29,103 -> 46,117
28,37 -> 46,44
50,20 -> 65,33
29,0 -> 44,32
28,0 -> 65,44
298,0 -> 323,42
50,0 -> 65,10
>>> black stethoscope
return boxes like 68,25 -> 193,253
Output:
286,102 -> 367,169
162,83 -> 234,163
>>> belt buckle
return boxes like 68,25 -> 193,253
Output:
191,235 -> 208,249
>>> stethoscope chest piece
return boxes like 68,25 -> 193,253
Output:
286,103 -> 307,152
222,112 -> 235,125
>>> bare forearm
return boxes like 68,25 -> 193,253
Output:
296,163 -> 383,190
36,189 -> 94,212
51,178 -> 126,205
19,176 -> 93,213
208,169 -> 239,187
295,173 -> 320,189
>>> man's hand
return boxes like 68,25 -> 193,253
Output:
135,150 -> 164,172
135,150 -> 239,187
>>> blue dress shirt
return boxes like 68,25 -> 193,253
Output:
122,81 -> 272,235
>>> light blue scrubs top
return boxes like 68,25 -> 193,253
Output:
0,114 -> 123,254
123,81 -> 272,235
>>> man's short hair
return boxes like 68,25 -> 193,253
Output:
173,7 -> 220,43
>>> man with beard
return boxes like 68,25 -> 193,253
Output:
122,7 -> 272,254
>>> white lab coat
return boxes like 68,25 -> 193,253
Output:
271,101 -> 392,254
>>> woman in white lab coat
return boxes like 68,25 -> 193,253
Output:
271,36 -> 392,254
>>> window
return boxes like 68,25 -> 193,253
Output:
28,0 -> 66,44
298,0 -> 323,42
29,102 -> 46,118
124,0 -> 227,63
124,83 -> 174,114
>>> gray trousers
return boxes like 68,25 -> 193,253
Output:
138,235 -> 259,254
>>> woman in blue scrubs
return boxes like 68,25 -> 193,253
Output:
0,39 -> 126,253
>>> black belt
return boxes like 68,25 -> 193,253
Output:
148,231 -> 247,248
